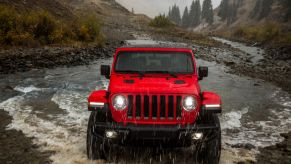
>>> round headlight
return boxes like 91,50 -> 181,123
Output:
112,95 -> 127,110
182,96 -> 197,111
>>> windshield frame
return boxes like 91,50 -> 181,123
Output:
112,49 -> 196,76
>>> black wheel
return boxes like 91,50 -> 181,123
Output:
194,114 -> 221,164
87,111 -> 108,160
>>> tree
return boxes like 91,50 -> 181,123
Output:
218,0 -> 229,21
194,0 -> 202,26
182,6 -> 190,28
167,4 -> 181,25
250,0 -> 273,20
189,0 -> 196,26
202,0 -> 214,24
218,0 -> 242,25
189,0 -> 201,27
280,0 -> 291,21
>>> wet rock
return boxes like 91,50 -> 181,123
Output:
224,61 -> 235,66
246,58 -> 252,63
254,83 -> 261,86
4,86 -> 14,90
231,143 -> 256,150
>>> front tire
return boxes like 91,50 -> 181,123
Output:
87,111 -> 107,160
196,114 -> 221,164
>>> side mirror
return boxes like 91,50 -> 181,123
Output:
101,65 -> 110,79
198,66 -> 208,80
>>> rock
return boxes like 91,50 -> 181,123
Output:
224,61 -> 235,66
254,83 -> 260,86
4,86 -> 14,90
231,143 -> 256,150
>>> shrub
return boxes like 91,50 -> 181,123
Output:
149,15 -> 173,28
233,27 -> 247,37
0,5 -> 18,35
0,4 -> 104,47
231,22 -> 283,44
76,14 -> 102,42
32,11 -> 58,44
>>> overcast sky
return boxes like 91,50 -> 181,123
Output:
116,0 -> 222,18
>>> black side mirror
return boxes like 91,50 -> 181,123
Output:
198,66 -> 208,80
101,65 -> 110,79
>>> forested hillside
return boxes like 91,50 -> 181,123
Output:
166,0 -> 291,45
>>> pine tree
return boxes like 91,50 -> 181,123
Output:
250,0 -> 273,20
218,0 -> 229,21
280,0 -> 291,21
188,0 -> 202,27
202,0 -> 214,24
194,0 -> 201,26
175,5 -> 181,25
182,6 -> 189,28
218,0 -> 242,25
167,4 -> 181,25
227,3 -> 237,25
189,0 -> 196,27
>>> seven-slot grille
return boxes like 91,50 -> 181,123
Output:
127,95 -> 183,120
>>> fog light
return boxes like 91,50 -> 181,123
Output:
192,132 -> 203,140
105,130 -> 117,139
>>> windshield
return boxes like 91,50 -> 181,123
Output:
115,51 -> 194,74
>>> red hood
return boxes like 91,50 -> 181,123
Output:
108,74 -> 200,96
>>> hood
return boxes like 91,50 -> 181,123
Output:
108,74 -> 200,95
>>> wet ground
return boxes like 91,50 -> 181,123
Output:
0,38 -> 291,163
212,37 -> 264,63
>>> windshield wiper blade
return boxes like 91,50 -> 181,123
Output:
144,71 -> 177,78
116,70 -> 144,77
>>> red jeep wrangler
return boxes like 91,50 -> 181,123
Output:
87,44 -> 222,163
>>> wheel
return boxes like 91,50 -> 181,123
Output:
87,111 -> 109,160
194,114 -> 221,164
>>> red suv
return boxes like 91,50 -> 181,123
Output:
87,44 -> 222,163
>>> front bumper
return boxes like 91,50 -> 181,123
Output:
92,122 -> 220,147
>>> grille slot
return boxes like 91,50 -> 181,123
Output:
152,96 -> 158,118
160,95 -> 166,118
144,95 -> 149,118
176,96 -> 182,119
127,95 -> 182,121
168,96 -> 174,118
136,95 -> 141,118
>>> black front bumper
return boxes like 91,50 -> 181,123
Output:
92,122 -> 220,147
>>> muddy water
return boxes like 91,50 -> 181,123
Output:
0,43 -> 290,163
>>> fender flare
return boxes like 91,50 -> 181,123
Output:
201,91 -> 222,115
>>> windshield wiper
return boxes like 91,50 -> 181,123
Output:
144,71 -> 177,78
116,70 -> 144,77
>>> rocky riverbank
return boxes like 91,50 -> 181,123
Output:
228,46 -> 291,93
257,132 -> 291,164
0,110 -> 52,163
0,41 -> 122,74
